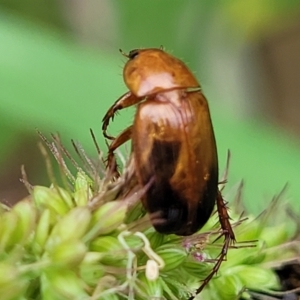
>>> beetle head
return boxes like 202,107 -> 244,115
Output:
121,48 -> 200,97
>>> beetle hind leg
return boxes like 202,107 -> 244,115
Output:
188,191 -> 235,300
216,190 -> 235,241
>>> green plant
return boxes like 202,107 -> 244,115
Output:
0,134 -> 299,300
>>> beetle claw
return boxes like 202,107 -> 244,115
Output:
188,230 -> 234,300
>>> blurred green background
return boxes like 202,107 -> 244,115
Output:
0,0 -> 300,213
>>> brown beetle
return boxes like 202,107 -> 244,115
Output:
102,48 -> 235,298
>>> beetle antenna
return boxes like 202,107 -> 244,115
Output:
119,49 -> 129,58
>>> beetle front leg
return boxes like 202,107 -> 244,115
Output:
102,92 -> 142,140
106,125 -> 133,177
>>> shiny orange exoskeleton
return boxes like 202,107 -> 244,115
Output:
102,48 -> 235,298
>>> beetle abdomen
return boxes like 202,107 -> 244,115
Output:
136,138 -> 217,235
133,93 -> 218,235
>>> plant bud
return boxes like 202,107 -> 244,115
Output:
12,200 -> 36,245
229,265 -> 280,291
0,210 -> 18,250
74,172 -> 93,206
145,229 -> 165,250
182,259 -> 211,279
207,273 -> 244,300
90,236 -> 125,265
48,240 -> 87,268
0,263 -> 26,300
32,209 -> 51,255
156,244 -> 186,272
225,240 -> 266,268
41,269 -> 88,300
98,294 -> 120,300
125,201 -> 144,223
136,273 -> 163,299
46,207 -> 91,249
82,251 -> 103,264
260,223 -> 289,247
233,216 -> 261,241
90,200 -> 127,236
33,186 -> 72,216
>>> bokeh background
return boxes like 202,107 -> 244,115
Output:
0,0 -> 300,213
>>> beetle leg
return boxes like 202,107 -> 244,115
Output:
188,191 -> 235,300
102,92 -> 142,140
106,125 -> 133,177
216,190 -> 235,241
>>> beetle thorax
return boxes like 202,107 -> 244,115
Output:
156,90 -> 182,107
136,72 -> 178,97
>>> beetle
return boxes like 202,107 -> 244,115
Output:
102,48 -> 235,298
